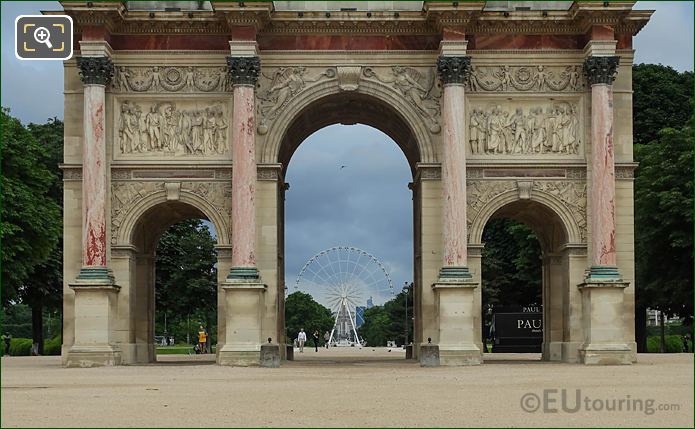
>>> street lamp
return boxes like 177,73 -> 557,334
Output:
403,282 -> 411,346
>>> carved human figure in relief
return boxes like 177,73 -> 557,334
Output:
185,67 -> 195,90
145,106 -> 162,150
391,66 -> 440,127
534,65 -> 549,91
214,109 -> 228,154
469,109 -> 484,154
259,67 -> 307,123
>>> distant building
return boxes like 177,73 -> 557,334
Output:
367,296 -> 374,309
355,306 -> 366,329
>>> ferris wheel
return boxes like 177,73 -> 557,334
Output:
294,246 -> 394,346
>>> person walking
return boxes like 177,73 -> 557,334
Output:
297,328 -> 307,353
198,325 -> 208,354
2,333 -> 11,356
324,331 -> 330,348
313,330 -> 320,352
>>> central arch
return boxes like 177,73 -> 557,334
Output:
267,84 -> 431,358
260,75 -> 438,169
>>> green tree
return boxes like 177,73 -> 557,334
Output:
155,220 -> 217,344
284,291 -> 333,344
632,64 -> 693,146
634,122 -> 693,352
0,110 -> 61,315
358,306 -> 392,347
481,219 -> 542,308
20,118 -> 64,354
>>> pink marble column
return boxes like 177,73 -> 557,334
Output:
590,84 -> 616,267
226,56 -> 261,279
231,84 -> 257,269
82,84 -> 107,267
76,56 -> 114,279
436,56 -> 472,278
584,55 -> 621,279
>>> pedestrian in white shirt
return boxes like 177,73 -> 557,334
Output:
297,328 -> 307,353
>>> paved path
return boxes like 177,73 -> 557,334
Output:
1,351 -> 692,427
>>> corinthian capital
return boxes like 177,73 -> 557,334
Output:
76,56 -> 114,86
583,56 -> 620,86
226,56 -> 261,86
436,55 -> 471,85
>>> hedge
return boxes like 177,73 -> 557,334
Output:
4,336 -> 62,356
646,335 -> 689,353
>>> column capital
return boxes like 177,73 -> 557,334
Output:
76,56 -> 114,86
583,55 -> 620,86
436,55 -> 471,85
226,56 -> 261,86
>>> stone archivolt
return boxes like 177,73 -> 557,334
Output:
116,100 -> 229,157
111,66 -> 229,93
467,65 -> 583,92
466,179 -> 587,242
111,181 -> 231,245
363,66 -> 441,134
468,101 -> 581,156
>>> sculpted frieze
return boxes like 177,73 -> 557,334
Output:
465,180 -> 587,242
363,66 -> 442,134
111,181 -> 231,244
468,101 -> 581,156
256,67 -> 336,135
115,100 -> 230,158
111,66 -> 229,93
467,65 -> 583,92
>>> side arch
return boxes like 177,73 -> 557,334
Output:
258,76 -> 438,169
115,189 -> 230,248
468,188 -> 583,248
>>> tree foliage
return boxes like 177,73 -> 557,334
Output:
632,64 -> 693,146
634,122 -> 693,323
481,219 -> 542,311
0,109 -> 61,307
154,220 -> 217,342
358,284 -> 413,347
284,291 -> 334,344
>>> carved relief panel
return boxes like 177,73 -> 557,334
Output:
112,98 -> 232,160
466,65 -> 584,93
111,66 -> 230,93
466,98 -> 583,158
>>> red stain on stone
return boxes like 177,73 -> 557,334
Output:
470,34 -> 580,50
85,224 -> 106,266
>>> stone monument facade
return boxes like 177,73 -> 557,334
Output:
55,1 -> 651,367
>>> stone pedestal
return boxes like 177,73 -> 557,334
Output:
578,280 -> 631,365
433,278 -> 481,366
419,342 -> 440,367
260,342 -> 280,368
66,272 -> 121,368
217,279 -> 266,366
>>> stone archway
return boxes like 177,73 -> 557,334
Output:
256,73 -> 435,358
108,185 -> 231,365
467,181 -> 588,362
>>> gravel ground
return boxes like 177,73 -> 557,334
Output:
1,349 -> 692,427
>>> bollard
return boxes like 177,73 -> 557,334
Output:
420,337 -> 439,367
260,337 -> 280,368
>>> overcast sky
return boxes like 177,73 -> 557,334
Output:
1,1 -> 692,307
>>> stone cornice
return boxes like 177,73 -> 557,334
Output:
51,2 -> 652,37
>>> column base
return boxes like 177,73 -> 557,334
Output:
217,345 -> 261,366
440,346 -> 482,366
579,344 -> 632,365
227,267 -> 260,280
74,266 -> 116,284
219,276 -> 266,366
65,345 -> 121,368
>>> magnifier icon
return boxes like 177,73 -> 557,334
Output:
33,27 -> 53,49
